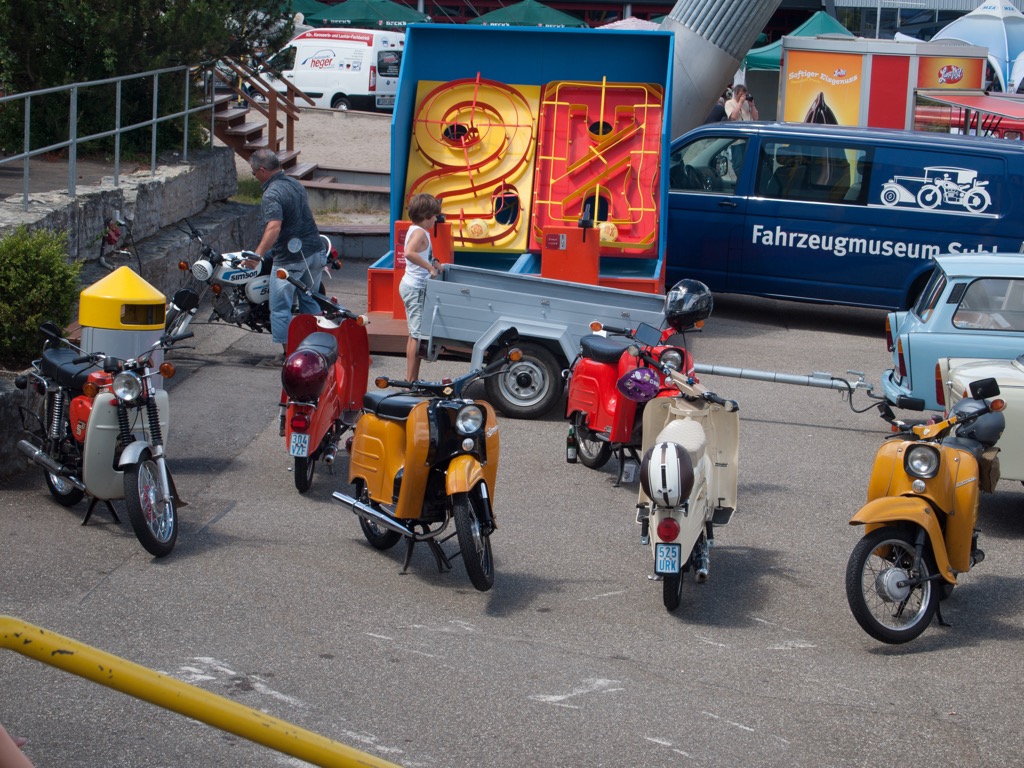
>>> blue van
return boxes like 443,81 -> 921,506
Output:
666,123 -> 1024,309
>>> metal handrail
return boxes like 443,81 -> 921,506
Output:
0,615 -> 400,767
0,65 -> 215,210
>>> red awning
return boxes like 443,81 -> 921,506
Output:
918,91 -> 1024,120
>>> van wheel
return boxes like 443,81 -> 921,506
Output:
331,95 -> 352,111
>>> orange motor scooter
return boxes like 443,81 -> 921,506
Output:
333,329 -> 521,592
846,377 -> 1005,644
277,268 -> 370,493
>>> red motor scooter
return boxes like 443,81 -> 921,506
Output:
564,280 -> 713,483
276,267 -> 370,493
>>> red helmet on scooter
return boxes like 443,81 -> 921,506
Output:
281,350 -> 329,401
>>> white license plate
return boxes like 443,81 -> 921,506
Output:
289,433 -> 310,457
655,543 -> 682,574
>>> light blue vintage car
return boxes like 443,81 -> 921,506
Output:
882,253 -> 1024,411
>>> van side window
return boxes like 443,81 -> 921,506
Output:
669,137 -> 747,195
953,278 -> 1024,331
757,142 -> 870,205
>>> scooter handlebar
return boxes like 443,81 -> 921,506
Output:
274,267 -> 362,321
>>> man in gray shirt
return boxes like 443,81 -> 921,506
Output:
247,148 -> 325,359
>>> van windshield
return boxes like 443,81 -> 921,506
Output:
266,46 -> 295,73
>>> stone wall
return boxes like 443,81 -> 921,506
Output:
0,148 -> 263,480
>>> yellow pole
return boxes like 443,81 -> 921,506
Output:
0,616 -> 400,768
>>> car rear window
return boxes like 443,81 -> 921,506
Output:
952,278 -> 1024,331
912,267 -> 946,321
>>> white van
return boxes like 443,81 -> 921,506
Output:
260,28 -> 404,112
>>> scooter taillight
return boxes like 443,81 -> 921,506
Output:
657,517 -> 680,543
290,412 -> 312,431
281,350 -> 328,401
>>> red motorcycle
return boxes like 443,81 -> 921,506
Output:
565,280 -> 713,482
277,268 -> 370,493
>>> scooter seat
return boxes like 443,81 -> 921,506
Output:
580,334 -> 631,364
363,390 -> 425,419
655,418 -> 706,465
296,331 -> 338,366
40,348 -> 100,392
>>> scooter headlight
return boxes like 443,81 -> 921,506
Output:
659,348 -> 684,372
191,259 -> 214,281
905,444 -> 940,479
455,404 -> 485,435
112,371 -> 143,403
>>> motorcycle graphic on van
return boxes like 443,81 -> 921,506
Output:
880,166 -> 992,214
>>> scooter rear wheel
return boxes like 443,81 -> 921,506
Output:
453,490 -> 494,592
573,413 -> 612,470
846,526 -> 939,644
44,469 -> 84,507
294,455 -> 316,493
663,571 -> 684,611
124,450 -> 178,558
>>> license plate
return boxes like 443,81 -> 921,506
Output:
289,433 -> 310,457
376,95 -> 395,108
655,543 -> 682,574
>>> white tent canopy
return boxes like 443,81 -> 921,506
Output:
932,1 -> 1024,91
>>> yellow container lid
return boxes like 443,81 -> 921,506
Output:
78,267 -> 166,330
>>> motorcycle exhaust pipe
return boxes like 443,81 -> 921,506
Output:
332,491 -> 410,538
323,445 -> 337,465
16,440 -> 87,492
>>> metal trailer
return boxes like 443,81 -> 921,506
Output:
420,264 -> 666,419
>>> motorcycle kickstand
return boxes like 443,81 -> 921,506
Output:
613,446 -> 640,488
82,497 -> 120,526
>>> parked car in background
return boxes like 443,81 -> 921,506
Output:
938,355 -> 1024,483
882,252 -> 1024,410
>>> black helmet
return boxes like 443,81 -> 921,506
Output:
665,279 -> 713,332
952,399 -> 1006,447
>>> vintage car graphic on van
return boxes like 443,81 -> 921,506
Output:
877,166 -> 992,215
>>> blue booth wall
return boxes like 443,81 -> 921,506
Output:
386,25 -> 674,275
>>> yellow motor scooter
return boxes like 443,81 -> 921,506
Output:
333,330 -> 521,592
846,377 -> 1005,644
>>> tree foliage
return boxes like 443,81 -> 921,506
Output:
0,0 -> 293,154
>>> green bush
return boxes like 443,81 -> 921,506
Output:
0,227 -> 80,370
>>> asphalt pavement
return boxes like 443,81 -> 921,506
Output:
3,262 -> 1024,767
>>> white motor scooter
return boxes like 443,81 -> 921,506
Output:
619,329 -> 740,611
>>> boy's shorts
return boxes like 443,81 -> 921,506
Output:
399,280 -> 426,339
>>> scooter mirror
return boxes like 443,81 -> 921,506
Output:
969,377 -> 1000,400
287,237 -> 303,254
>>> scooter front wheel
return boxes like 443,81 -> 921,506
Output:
845,526 -> 939,644
453,491 -> 494,592
358,507 -> 402,551
124,451 -> 178,557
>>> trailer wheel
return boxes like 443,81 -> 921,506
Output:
484,342 -> 562,419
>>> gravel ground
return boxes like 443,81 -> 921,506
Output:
229,106 -> 393,226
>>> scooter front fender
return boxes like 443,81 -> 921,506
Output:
850,496 -> 957,584
445,454 -> 486,495
118,440 -> 153,468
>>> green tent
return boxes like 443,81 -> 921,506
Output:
467,0 -> 587,28
743,11 -> 853,71
289,0 -> 330,17
304,0 -> 430,27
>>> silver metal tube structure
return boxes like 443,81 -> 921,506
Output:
694,363 -> 878,395
661,0 -> 782,137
